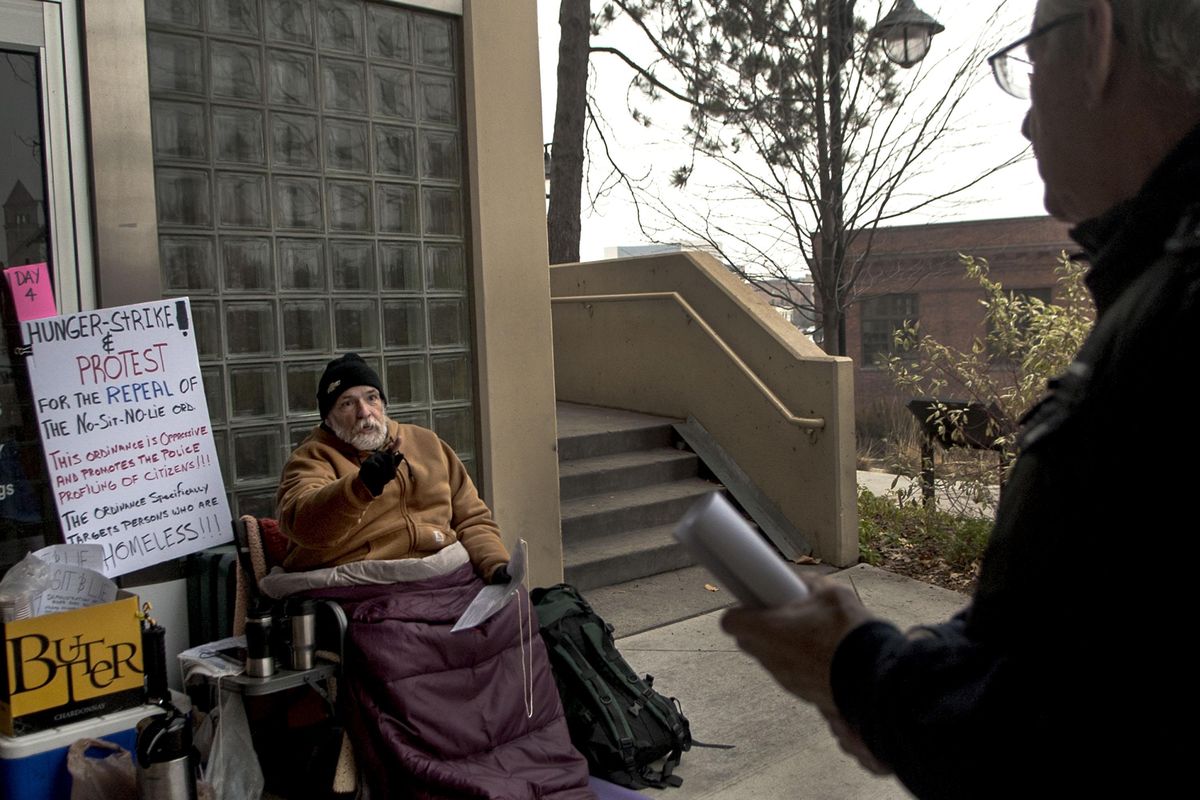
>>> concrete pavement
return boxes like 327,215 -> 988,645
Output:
604,565 -> 970,799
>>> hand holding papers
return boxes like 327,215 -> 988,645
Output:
453,539 -> 528,632
674,493 -> 809,608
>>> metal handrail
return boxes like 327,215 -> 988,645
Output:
551,292 -> 826,430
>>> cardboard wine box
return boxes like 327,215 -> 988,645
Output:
1,591 -> 145,736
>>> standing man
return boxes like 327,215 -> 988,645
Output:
723,1 -> 1200,796
277,352 -> 510,583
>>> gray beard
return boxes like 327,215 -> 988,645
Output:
329,417 -> 388,451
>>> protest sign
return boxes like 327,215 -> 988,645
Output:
21,298 -> 232,576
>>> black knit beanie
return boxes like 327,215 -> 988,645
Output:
317,353 -> 386,419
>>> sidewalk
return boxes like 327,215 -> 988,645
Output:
609,565 -> 970,799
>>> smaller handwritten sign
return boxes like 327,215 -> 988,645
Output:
4,262 -> 57,322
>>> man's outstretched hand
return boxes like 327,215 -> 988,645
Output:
360,450 -> 401,496
489,563 -> 511,585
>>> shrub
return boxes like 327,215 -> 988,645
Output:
884,252 -> 1094,514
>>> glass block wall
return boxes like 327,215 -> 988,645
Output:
145,0 -> 477,519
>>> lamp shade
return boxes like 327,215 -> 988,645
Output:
873,0 -> 945,68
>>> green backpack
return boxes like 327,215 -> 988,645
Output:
531,583 -> 692,789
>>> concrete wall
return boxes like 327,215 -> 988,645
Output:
462,0 -> 563,588
550,253 -> 858,567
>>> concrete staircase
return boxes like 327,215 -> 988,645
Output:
557,402 -> 722,591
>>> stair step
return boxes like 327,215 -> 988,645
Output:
558,449 -> 700,500
556,402 -> 680,460
563,525 -> 697,592
560,479 -> 721,542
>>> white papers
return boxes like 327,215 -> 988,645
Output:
26,544 -> 117,615
178,635 -> 248,683
452,539 -> 528,632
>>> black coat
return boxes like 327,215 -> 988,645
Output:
831,124 -> 1200,799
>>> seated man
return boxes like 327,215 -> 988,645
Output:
271,353 -> 589,799
277,352 -> 510,584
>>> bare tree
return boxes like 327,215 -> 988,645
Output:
549,1 -> 1025,354
546,0 -> 591,265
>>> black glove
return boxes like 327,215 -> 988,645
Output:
489,564 -> 511,585
359,450 -> 400,496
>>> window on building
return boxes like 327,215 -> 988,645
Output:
860,293 -> 918,366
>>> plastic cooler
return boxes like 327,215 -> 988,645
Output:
0,704 -> 162,800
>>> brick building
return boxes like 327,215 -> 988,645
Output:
845,216 -> 1076,424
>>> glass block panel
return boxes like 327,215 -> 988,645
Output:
221,237 -> 273,290
289,422 -> 317,449
368,4 -> 411,62
324,119 -> 368,172
148,33 -> 205,94
217,173 -> 269,228
382,298 -> 425,349
213,430 -> 231,483
373,124 -> 415,177
211,41 -> 262,101
212,106 -> 265,164
190,300 -> 222,359
152,100 -> 208,161
428,298 -> 467,347
265,0 -> 312,44
232,426 -> 283,481
327,181 -> 372,232
321,59 -> 366,114
270,113 -> 320,169
268,49 -> 316,108
380,241 -> 421,291
417,74 -> 456,125
424,244 -> 464,291
333,299 -> 378,351
330,240 -> 375,290
236,490 -> 277,520
282,300 -> 330,352
433,407 -> 474,458
376,183 -> 417,234
208,0 -> 261,37
229,363 -> 281,419
225,301 -> 278,355
279,238 -> 326,289
422,187 -> 462,236
146,0 -> 201,28
370,66 -> 413,120
431,353 -> 471,402
156,168 -> 211,227
391,408 -> 431,428
286,362 -> 325,414
420,130 -> 459,181
318,0 -> 364,54
415,15 -> 453,68
386,355 -> 427,406
274,176 -> 323,230
161,236 -> 217,293
201,365 -> 226,425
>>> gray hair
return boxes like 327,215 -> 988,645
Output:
1035,0 -> 1200,95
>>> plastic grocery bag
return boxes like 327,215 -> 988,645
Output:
204,688 -> 264,800
67,738 -> 137,800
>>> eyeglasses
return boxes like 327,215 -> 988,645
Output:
988,13 -> 1083,99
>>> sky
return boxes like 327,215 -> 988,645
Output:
535,0 -> 1047,263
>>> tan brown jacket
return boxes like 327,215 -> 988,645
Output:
276,420 -> 509,578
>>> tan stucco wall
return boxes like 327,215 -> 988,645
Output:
551,254 -> 858,567
463,0 -> 564,588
